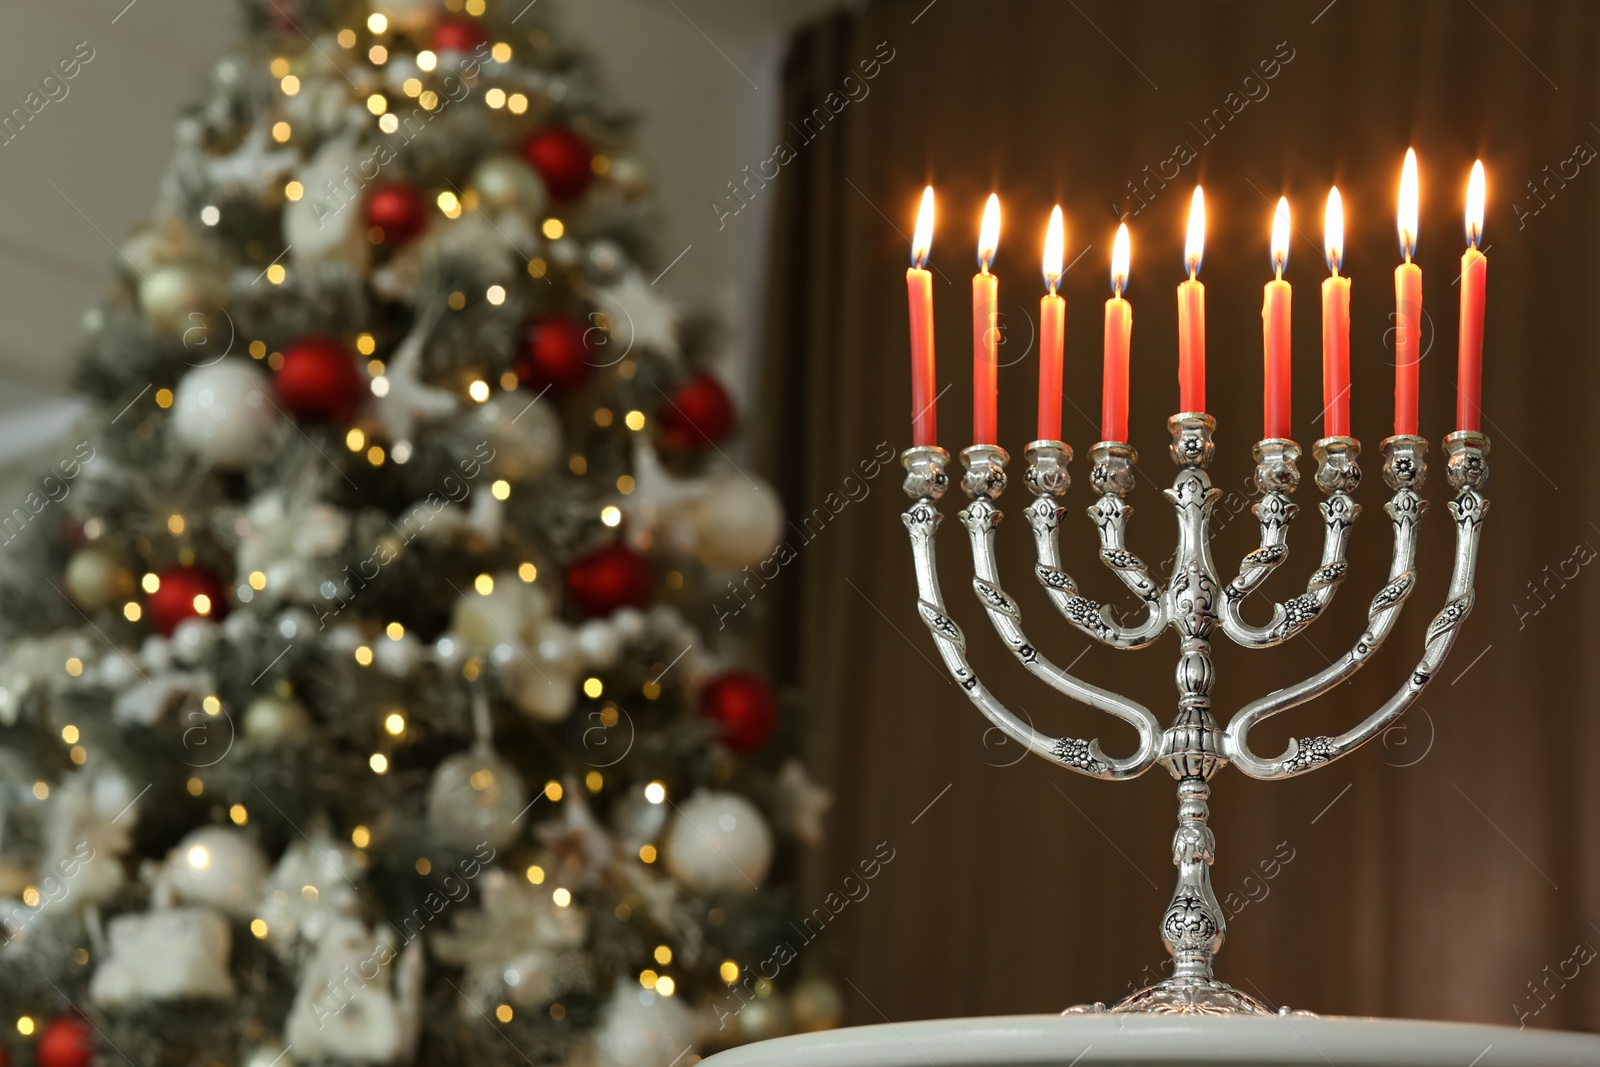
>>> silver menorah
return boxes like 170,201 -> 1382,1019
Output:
900,414 -> 1490,1014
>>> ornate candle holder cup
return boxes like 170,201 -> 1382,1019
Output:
900,414 -> 1490,1014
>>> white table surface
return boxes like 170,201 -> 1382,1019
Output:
700,1014 -> 1600,1067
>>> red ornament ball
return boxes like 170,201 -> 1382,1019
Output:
146,564 -> 227,637
431,17 -> 488,53
566,544 -> 652,618
364,183 -> 429,245
516,316 -> 595,395
276,337 -> 366,424
520,127 -> 595,201
700,671 -> 778,753
658,372 -> 735,450
36,1013 -> 94,1067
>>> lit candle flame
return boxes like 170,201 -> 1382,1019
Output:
1324,186 -> 1344,275
1110,222 -> 1130,297
911,186 -> 935,269
977,193 -> 1001,272
1270,196 -> 1290,279
1466,159 -> 1486,249
1184,186 -> 1205,278
1398,147 -> 1419,261
1042,205 -> 1065,294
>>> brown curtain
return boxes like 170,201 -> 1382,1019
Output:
758,0 -> 1600,1032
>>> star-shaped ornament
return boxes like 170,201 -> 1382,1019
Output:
774,760 -> 832,846
590,269 -> 680,359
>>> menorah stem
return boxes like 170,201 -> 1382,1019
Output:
1163,776 -> 1224,982
1073,415 -> 1274,1015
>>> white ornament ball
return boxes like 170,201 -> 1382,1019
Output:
64,548 -> 131,613
479,399 -> 562,482
612,786 -> 668,849
370,0 -> 440,31
471,155 -> 548,216
690,475 -> 785,569
98,653 -> 139,689
171,360 -> 274,469
547,236 -> 582,269
139,263 -> 224,332
374,632 -> 423,677
610,607 -> 646,643
449,578 -> 553,653
593,987 -> 696,1067
574,619 -> 622,670
663,791 -> 773,894
168,826 -> 268,918
427,748 -> 528,850
503,625 -> 579,724
243,694 -> 312,747
221,610 -> 258,643
170,618 -> 219,665
141,635 -> 173,672
533,620 -> 580,672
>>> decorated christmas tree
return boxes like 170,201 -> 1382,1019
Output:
0,2 -> 837,1064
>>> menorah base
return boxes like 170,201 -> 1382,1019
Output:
1066,976 -> 1285,1016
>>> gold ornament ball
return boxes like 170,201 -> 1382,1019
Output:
64,547 -> 133,613
471,155 -> 548,215
608,155 -> 650,197
243,694 -> 313,746
427,748 -> 528,850
137,263 -> 225,332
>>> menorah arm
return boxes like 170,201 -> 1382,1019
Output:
1219,438 -> 1361,647
1226,433 -> 1488,780
1026,441 -> 1168,649
901,445 -> 1161,780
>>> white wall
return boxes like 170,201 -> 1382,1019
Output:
0,0 -> 837,468
564,0 -> 784,401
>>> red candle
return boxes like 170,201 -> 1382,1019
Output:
972,193 -> 1001,446
1394,148 -> 1422,437
1177,186 -> 1206,414
907,186 -> 937,446
1101,223 -> 1132,443
1262,197 -> 1293,440
1457,160 -> 1487,432
1038,205 -> 1066,442
1321,187 -> 1351,438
